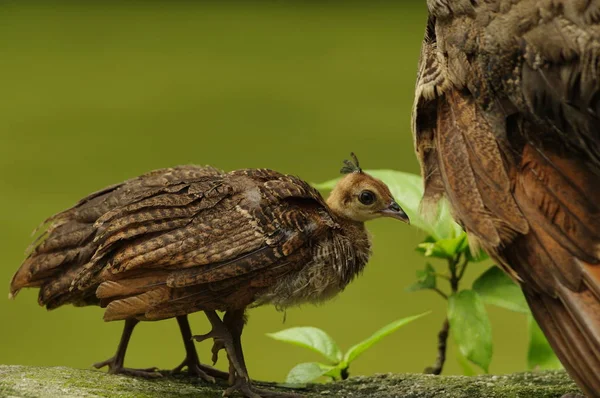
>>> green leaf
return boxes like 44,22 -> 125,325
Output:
416,242 -> 449,259
285,362 -> 334,384
436,233 -> 468,256
313,170 -> 462,240
322,365 -> 343,380
432,199 -> 463,241
455,347 -> 477,376
416,233 -> 469,259
266,327 -> 342,363
342,312 -> 430,365
472,266 -> 529,314
527,315 -> 562,370
448,290 -> 493,372
406,263 -> 436,292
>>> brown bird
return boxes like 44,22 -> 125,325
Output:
10,166 -> 228,381
10,155 -> 408,397
413,1 -> 600,395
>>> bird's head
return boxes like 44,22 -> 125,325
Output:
326,153 -> 409,224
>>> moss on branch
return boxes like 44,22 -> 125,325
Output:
0,365 -> 581,397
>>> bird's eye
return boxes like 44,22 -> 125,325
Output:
358,190 -> 376,205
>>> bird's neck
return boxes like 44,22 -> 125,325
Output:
338,217 -> 370,247
325,200 -> 370,253
325,191 -> 347,218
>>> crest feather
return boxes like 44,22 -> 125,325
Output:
340,152 -> 362,174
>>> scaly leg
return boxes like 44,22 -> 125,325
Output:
193,311 -> 250,381
93,318 -> 161,378
194,310 -> 302,398
170,315 -> 228,381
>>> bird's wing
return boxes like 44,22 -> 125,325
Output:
413,1 -> 600,394
10,165 -> 225,308
95,170 -> 335,321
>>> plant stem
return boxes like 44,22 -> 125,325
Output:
457,256 -> 469,280
341,367 -> 349,380
425,253 -> 466,375
433,288 -> 448,300
448,254 -> 461,292
424,318 -> 450,375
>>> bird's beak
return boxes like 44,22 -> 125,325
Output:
379,201 -> 409,224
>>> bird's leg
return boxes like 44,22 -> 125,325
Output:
221,309 -> 257,397
223,310 -> 304,398
170,315 -> 228,381
93,318 -> 162,378
223,309 -> 250,375
193,311 -> 250,380
194,311 -> 303,397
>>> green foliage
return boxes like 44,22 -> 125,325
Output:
405,263 -> 436,292
267,312 -> 429,384
343,312 -> 430,364
416,234 -> 468,260
284,362 -> 335,384
266,327 -> 342,363
448,290 -> 493,372
455,349 -> 477,376
473,267 -> 529,314
314,170 -> 561,375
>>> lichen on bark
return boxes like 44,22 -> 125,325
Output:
0,365 -> 581,397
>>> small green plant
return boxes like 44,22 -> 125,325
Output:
266,312 -> 428,384
314,170 -> 561,375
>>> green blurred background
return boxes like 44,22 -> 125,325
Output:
0,1 -> 528,382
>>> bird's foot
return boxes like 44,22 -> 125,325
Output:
93,356 -> 162,378
196,311 -> 294,397
197,363 -> 230,381
193,329 -> 240,372
169,355 -> 216,383
224,376 -> 304,398
169,354 -> 231,382
191,329 -> 226,367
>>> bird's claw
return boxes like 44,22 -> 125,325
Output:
93,356 -> 162,379
170,358 -> 216,383
211,338 -> 225,365
192,330 -> 219,343
223,376 -> 304,398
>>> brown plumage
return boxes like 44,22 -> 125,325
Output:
10,155 -> 408,397
413,1 -> 600,395
10,165 -> 228,380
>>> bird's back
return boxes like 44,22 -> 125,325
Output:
11,164 -> 369,323
94,169 -> 369,322
10,165 -> 226,308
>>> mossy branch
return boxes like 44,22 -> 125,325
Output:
0,365 -> 581,398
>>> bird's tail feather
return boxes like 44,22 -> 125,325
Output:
524,286 -> 600,395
